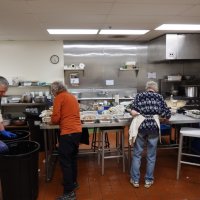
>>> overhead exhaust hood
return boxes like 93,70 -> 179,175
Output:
148,33 -> 200,62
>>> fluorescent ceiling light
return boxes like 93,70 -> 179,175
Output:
99,29 -> 149,35
63,44 -> 137,50
155,24 -> 200,30
47,29 -> 98,34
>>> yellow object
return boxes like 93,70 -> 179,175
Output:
165,100 -> 186,108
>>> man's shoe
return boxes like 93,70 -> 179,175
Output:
144,180 -> 154,188
130,178 -> 139,188
74,182 -> 80,190
56,191 -> 76,200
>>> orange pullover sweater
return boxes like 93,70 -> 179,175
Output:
51,91 -> 82,135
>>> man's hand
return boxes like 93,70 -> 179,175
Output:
0,130 -> 17,138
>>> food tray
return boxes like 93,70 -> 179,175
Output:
185,110 -> 200,119
81,113 -> 97,123
115,117 -> 131,122
98,114 -> 113,123
114,113 -> 132,122
99,119 -> 112,123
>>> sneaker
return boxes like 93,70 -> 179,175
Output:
56,191 -> 76,200
144,180 -> 154,188
130,178 -> 139,188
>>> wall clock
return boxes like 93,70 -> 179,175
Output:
50,55 -> 59,64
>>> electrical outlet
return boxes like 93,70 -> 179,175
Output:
168,52 -> 176,59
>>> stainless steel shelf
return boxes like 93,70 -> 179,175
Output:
1,103 -> 46,106
78,97 -> 134,101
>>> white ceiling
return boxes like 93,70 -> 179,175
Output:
1,0 -> 200,42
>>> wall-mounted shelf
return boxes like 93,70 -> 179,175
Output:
64,68 -> 84,71
119,67 -> 139,77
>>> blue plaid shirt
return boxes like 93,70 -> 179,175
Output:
130,91 -> 171,134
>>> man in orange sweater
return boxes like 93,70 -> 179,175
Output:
51,81 -> 82,200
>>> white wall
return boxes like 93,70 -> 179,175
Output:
0,41 -> 64,83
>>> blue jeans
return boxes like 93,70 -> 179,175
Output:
130,133 -> 159,182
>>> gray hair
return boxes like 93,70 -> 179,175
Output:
145,80 -> 158,92
0,76 -> 9,88
51,81 -> 67,96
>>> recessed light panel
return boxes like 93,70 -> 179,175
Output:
47,29 -> 98,34
99,29 -> 149,35
155,24 -> 200,30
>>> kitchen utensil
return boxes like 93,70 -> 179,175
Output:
22,94 -> 32,103
12,119 -> 26,126
34,96 -> 46,103
171,90 -> 178,96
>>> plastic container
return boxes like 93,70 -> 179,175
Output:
0,130 -> 30,143
160,124 -> 171,135
0,140 -> 40,200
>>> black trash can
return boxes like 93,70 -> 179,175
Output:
0,130 -> 30,143
0,140 -> 40,200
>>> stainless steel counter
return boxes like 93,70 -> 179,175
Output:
169,113 -> 200,124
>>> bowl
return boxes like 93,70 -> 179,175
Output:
171,90 -> 178,96
42,116 -> 52,124
34,96 -> 46,103
165,100 -> 186,108
3,119 -> 11,126
184,75 -> 192,80
12,119 -> 26,126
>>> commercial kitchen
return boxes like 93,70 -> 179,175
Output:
1,1 -> 200,200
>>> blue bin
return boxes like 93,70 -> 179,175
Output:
160,124 -> 171,135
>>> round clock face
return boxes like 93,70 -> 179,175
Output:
50,55 -> 59,64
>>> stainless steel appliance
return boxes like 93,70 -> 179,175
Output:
185,86 -> 198,97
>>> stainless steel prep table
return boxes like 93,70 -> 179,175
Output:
40,121 -> 130,182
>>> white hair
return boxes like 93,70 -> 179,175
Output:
145,80 -> 158,92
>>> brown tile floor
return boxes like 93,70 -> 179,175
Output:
37,133 -> 200,200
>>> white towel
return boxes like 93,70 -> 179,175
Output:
129,115 -> 145,145
129,114 -> 161,145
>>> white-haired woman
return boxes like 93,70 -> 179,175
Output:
129,81 -> 171,188
50,81 -> 82,200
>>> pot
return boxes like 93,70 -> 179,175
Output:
185,86 -> 198,97
21,94 -> 32,103
34,96 -> 46,103
171,90 -> 178,96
